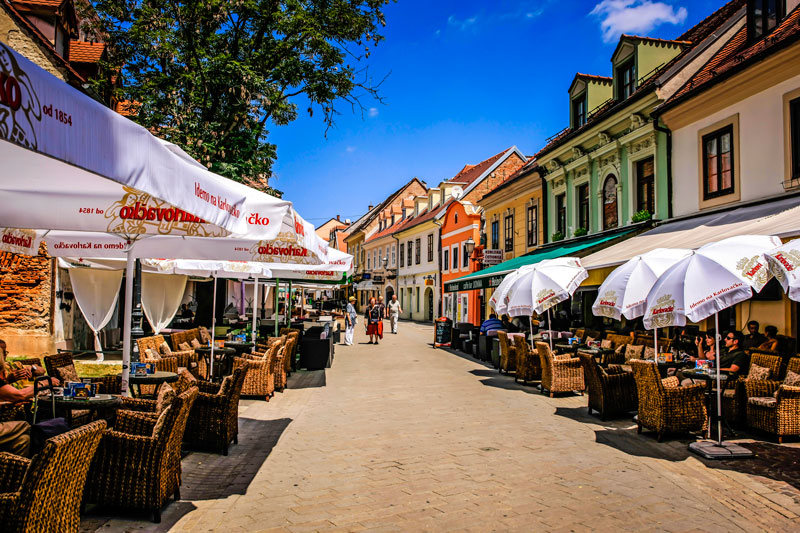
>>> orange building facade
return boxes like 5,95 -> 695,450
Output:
440,200 -> 483,325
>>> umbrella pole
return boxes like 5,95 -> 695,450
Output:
252,277 -> 259,350
121,248 -> 134,397
287,280 -> 292,327
547,308 -> 553,352
210,274 -> 217,380
654,329 -> 658,359
715,312 -> 722,445
274,279 -> 280,338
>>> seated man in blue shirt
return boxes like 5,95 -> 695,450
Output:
480,314 -> 504,336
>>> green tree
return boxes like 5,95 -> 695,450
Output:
85,0 -> 391,194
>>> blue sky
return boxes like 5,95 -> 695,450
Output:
270,0 -> 721,224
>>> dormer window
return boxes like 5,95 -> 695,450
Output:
572,94 -> 587,128
616,59 -> 636,100
748,0 -> 786,42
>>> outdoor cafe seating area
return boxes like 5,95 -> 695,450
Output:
0,324 -> 332,527
449,322 -> 800,444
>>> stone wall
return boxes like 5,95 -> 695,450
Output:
464,153 -> 527,203
0,244 -> 56,355
0,10 -> 68,81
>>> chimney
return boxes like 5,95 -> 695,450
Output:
336,214 -> 341,221
368,205 -> 374,211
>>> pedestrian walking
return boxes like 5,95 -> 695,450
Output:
387,294 -> 402,334
365,297 -> 382,344
344,296 -> 357,346
376,296 -> 386,340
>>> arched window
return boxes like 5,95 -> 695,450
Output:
603,175 -> 618,230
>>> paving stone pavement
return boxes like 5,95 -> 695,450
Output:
82,322 -> 800,532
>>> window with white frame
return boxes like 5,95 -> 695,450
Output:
443,248 -> 449,272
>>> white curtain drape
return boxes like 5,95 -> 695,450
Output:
68,268 -> 123,360
141,273 -> 188,335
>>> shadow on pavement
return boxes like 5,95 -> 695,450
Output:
81,417 -> 292,532
703,441 -> 800,492
289,369 -> 326,389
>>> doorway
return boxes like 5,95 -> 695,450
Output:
425,288 -> 434,322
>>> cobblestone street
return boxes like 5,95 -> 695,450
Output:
84,322 -> 800,532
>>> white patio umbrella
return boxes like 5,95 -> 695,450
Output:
642,235 -> 780,458
764,238 -> 800,302
490,257 -> 588,350
592,248 -> 692,354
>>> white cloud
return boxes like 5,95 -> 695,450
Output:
346,146 -> 356,153
590,0 -> 688,43
368,107 -> 379,118
447,14 -> 479,31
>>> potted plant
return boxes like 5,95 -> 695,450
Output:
573,227 -> 588,237
551,231 -> 565,242
631,209 -> 652,223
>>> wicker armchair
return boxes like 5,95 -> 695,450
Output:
744,357 -> 800,443
0,402 -> 25,423
86,387 -> 198,523
0,420 -> 105,533
630,360 -> 706,441
183,365 -> 249,455
746,385 -> 800,443
280,328 -> 302,373
137,335 -> 203,376
273,340 -> 289,392
497,331 -> 516,374
577,350 -> 637,420
234,340 -> 280,400
722,351 -> 782,426
44,353 -> 121,395
513,336 -> 540,384
536,342 -> 584,397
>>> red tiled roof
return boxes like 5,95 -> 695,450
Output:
677,0 -> 745,42
479,159 -> 541,202
69,40 -> 105,63
574,73 -> 612,84
619,34 -> 692,46
664,5 -> 800,108
444,148 -> 511,188
11,0 -> 63,8
364,211 -> 422,243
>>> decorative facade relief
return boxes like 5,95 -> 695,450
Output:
630,113 -> 645,129
598,132 -> 611,145
629,134 -> 655,155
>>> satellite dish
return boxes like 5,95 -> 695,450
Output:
451,186 -> 464,200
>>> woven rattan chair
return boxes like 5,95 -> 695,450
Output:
746,386 -> 800,443
0,402 -> 25,423
86,387 -> 198,523
722,351 -> 782,426
280,328 -> 302,373
513,336 -> 540,384
273,341 -> 289,392
497,331 -> 516,374
630,360 -> 706,441
0,420 -> 105,533
536,342 -> 584,397
183,364 -> 249,455
578,350 -> 637,420
744,356 -> 800,443
137,335 -> 203,376
44,353 -> 121,395
234,339 -> 280,400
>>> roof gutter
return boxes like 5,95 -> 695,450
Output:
652,117 -> 674,219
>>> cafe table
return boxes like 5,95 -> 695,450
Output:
54,393 -> 122,424
124,371 -> 179,398
195,346 -> 237,381
224,341 -> 254,356
682,369 -> 730,439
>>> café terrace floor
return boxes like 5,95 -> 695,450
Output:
82,322 -> 800,532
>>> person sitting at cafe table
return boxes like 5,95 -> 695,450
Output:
500,315 -> 519,333
0,339 -> 58,404
742,320 -> 766,350
718,331 -> 749,374
480,314 -> 504,336
692,329 -> 716,362
756,325 -> 779,352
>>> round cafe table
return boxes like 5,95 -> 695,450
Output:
54,393 -> 123,425
195,346 -> 237,382
682,369 -> 730,439
123,371 -> 179,398
224,341 -> 254,356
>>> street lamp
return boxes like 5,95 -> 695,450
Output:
464,237 -> 475,257
382,256 -> 389,269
